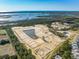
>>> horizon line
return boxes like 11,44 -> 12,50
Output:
1,10 -> 79,13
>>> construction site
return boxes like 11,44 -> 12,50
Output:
12,25 -> 65,59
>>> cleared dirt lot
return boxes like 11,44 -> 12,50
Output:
12,25 -> 64,59
0,44 -> 15,56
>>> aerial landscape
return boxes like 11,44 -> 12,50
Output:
0,0 -> 79,59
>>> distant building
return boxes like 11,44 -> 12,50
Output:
54,55 -> 62,59
51,22 -> 70,30
57,31 -> 71,38
72,35 -> 79,59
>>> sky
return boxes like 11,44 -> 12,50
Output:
0,0 -> 79,12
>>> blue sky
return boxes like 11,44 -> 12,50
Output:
0,0 -> 79,11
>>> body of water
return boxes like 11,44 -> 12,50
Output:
0,12 -> 50,22
0,11 -> 79,22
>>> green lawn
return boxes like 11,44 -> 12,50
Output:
0,30 -> 6,35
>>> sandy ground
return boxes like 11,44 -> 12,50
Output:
12,25 -> 64,59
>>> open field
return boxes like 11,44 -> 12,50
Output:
0,30 -> 16,56
0,30 -> 6,35
0,44 -> 15,56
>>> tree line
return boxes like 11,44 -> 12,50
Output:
6,27 -> 36,59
